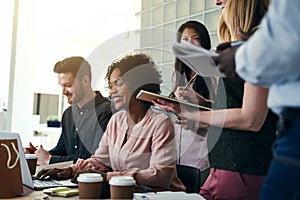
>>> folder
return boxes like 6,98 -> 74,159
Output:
136,90 -> 213,111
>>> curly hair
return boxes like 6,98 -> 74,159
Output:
105,53 -> 162,105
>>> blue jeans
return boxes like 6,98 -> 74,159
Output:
259,116 -> 300,200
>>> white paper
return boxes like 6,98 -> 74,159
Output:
172,42 -> 224,77
133,191 -> 206,200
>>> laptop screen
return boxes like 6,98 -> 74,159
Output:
0,131 -> 34,189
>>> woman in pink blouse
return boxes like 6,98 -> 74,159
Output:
36,53 -> 185,192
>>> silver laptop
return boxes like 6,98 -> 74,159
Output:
0,131 -> 77,189
33,177 -> 77,189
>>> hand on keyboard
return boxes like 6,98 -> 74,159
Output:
36,167 -> 73,180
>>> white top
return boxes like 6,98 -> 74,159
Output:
235,0 -> 300,114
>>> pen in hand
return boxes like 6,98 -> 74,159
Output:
168,73 -> 197,98
212,40 -> 246,51
183,73 -> 197,90
167,73 -> 215,105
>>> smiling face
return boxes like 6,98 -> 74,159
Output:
108,68 -> 131,110
58,72 -> 84,105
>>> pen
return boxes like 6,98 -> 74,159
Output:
213,40 -> 246,51
182,73 -> 216,104
168,73 -> 197,98
183,73 -> 197,90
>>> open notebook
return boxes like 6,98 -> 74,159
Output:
0,131 -> 77,189
136,90 -> 213,111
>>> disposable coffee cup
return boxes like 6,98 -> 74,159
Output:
77,173 -> 103,199
109,176 -> 136,200
25,154 -> 38,175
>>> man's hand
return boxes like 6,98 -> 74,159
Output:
35,167 -> 73,180
35,145 -> 52,165
212,45 -> 243,81
212,27 -> 252,81
217,45 -> 240,80
24,142 -> 37,154
238,27 -> 252,40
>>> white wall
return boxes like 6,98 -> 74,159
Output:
9,0 -> 37,140
7,0 -> 141,144
0,0 -> 14,116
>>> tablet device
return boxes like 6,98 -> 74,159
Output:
136,90 -> 213,111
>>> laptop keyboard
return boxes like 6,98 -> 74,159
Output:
33,179 -> 62,186
33,177 -> 78,189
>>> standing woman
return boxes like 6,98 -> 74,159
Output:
154,0 -> 278,199
171,20 -> 216,187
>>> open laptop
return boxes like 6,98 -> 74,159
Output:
0,131 -> 77,189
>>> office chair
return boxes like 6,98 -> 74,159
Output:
176,164 -> 201,193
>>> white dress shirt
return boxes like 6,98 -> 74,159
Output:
235,0 -> 300,115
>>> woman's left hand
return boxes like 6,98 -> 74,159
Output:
175,87 -> 213,107
153,98 -> 200,122
175,117 -> 195,130
175,87 -> 199,104
35,167 -> 73,180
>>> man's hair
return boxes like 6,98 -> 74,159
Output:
53,56 -> 92,82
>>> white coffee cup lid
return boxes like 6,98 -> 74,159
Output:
25,154 -> 38,159
77,173 -> 103,183
109,176 -> 136,186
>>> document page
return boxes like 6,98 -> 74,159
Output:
172,42 -> 224,77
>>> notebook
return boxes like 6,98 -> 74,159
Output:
136,90 -> 213,111
0,131 -> 77,189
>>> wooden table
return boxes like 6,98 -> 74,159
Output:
8,186 -> 205,200
8,186 -> 79,200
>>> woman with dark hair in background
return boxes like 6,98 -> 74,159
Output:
171,21 -> 217,188
155,1 -> 278,199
